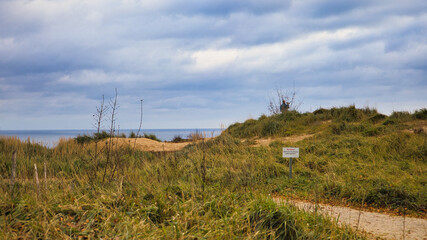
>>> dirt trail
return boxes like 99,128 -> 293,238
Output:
107,132 -> 315,151
275,198 -> 427,240
109,133 -> 315,151
253,134 -> 315,147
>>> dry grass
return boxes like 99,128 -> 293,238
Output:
1,106 -> 425,239
106,137 -> 192,152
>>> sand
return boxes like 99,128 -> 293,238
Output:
252,134 -> 315,147
275,198 -> 427,240
104,138 -> 192,152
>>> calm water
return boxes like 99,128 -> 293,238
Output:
0,129 -> 222,148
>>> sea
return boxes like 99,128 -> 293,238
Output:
0,128 -> 222,148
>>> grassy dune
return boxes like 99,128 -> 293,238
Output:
227,106 -> 426,214
0,106 -> 426,239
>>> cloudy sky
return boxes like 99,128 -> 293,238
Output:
0,0 -> 426,130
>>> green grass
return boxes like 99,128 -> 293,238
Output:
270,132 -> 426,212
225,105 -> 424,139
0,134 -> 365,239
225,106 -> 426,214
1,105 -> 426,238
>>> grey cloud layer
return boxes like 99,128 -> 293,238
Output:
0,0 -> 426,129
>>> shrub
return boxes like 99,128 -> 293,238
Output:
276,110 -> 301,122
413,108 -> 427,120
171,135 -> 187,143
311,108 -> 332,121
75,134 -> 92,144
313,108 -> 330,115
368,113 -> 387,124
330,105 -> 364,122
93,131 -> 111,140
226,119 -> 262,138
143,133 -> 162,142
262,120 -> 281,136
240,119 -> 261,137
390,111 -> 413,121
361,107 -> 378,115
258,114 -> 268,120
383,119 -> 397,125
74,130 -> 113,144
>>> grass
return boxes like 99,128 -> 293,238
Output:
224,106 -> 426,214
270,132 -> 426,213
0,134 -> 365,239
1,105 -> 426,238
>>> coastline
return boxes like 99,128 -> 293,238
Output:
0,128 -> 222,148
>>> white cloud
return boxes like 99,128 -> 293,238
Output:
185,27 -> 375,74
0,0 -> 426,129
190,49 -> 238,71
55,70 -> 139,85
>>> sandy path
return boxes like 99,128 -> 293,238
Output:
275,198 -> 427,240
106,138 -> 192,152
253,134 -> 315,147
107,133 -> 315,151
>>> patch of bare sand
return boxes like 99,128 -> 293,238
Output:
106,138 -> 192,152
253,134 -> 315,147
275,198 -> 427,240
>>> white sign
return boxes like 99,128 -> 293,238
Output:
282,147 -> 299,158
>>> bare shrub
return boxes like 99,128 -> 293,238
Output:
268,87 -> 302,115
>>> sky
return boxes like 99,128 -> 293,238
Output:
0,0 -> 426,130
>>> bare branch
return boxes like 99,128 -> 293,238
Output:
103,88 -> 118,183
268,87 -> 303,115
134,99 -> 144,150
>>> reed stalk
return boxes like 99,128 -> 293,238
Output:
10,150 -> 17,192
34,163 -> 40,196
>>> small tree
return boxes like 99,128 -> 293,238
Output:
268,87 -> 302,115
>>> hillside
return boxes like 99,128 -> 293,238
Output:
0,106 -> 425,239
224,106 -> 427,215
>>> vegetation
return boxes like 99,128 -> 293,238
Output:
187,130 -> 205,141
226,105 -> 425,139
226,106 -> 426,213
75,131 -> 162,144
0,105 -> 426,238
171,135 -> 189,143
142,133 -> 162,142
75,131 -> 112,144
129,131 -> 137,138
0,134 -> 363,239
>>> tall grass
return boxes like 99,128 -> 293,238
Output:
0,133 -> 366,239
1,105 -> 425,238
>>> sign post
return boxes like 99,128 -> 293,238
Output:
282,147 -> 299,179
